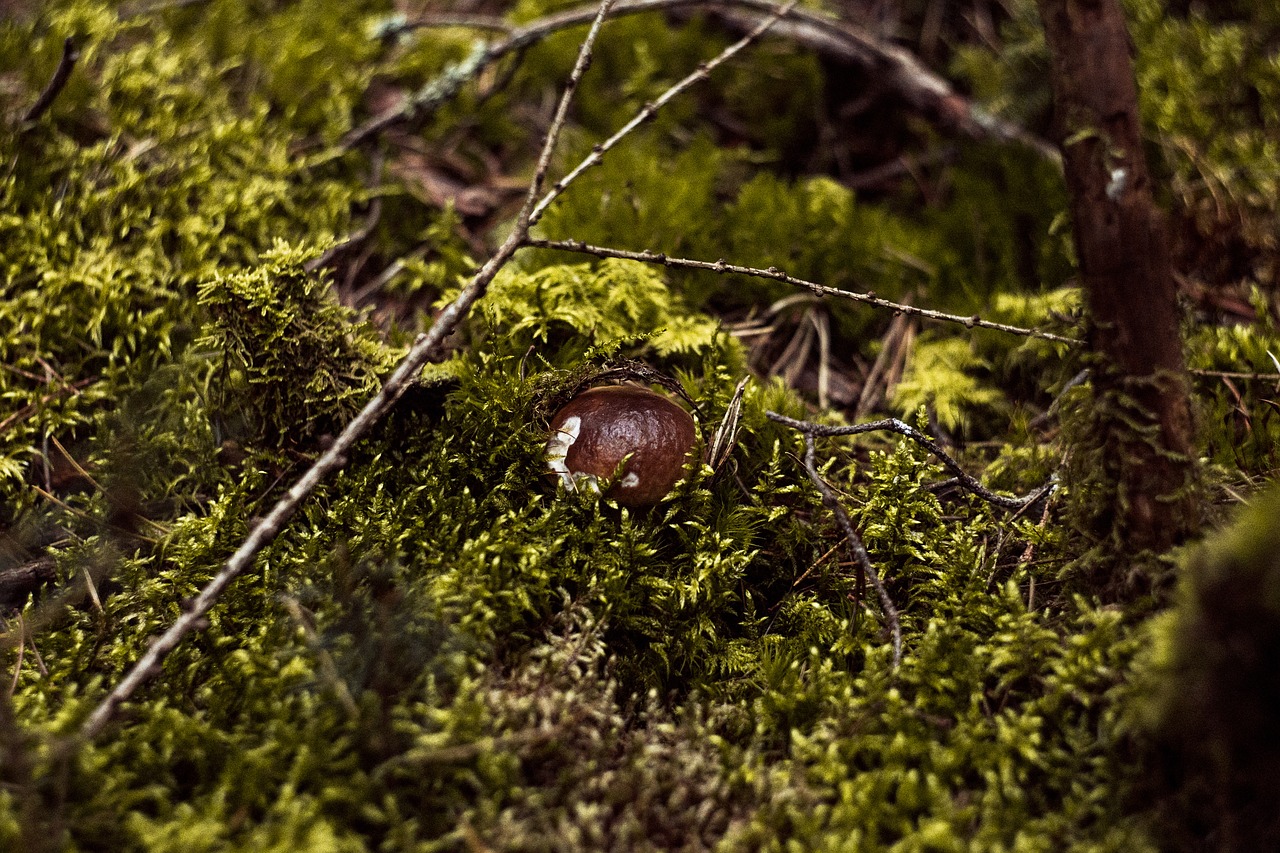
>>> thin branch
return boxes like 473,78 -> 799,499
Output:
694,3 -> 1059,162
349,247 -> 426,307
394,0 -> 701,38
1027,367 -> 1090,430
528,0 -> 798,226
344,0 -> 1052,159
1189,368 -> 1280,381
22,37 -> 80,124
800,433 -> 902,667
399,14 -> 515,35
767,411 -> 1056,511
528,238 -> 1082,344
522,3 -> 617,211
76,0 -> 620,744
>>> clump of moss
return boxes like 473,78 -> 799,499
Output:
1128,487 -> 1280,851
4,0 -> 1280,850
198,242 -> 390,449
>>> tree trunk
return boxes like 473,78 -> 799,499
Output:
1036,0 -> 1198,556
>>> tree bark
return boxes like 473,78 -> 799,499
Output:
1037,0 -> 1197,556
0,556 -> 56,611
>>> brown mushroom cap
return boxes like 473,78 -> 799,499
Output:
546,385 -> 697,507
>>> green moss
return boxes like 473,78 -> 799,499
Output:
2,0 -> 1277,850
1127,487 -> 1280,850
472,258 -> 722,365
198,242 -> 390,448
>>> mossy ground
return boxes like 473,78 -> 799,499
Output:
3,1 -> 1279,850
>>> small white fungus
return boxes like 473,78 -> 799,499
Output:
545,415 -> 581,488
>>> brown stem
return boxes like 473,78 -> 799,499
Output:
22,37 -> 79,124
1037,0 -> 1199,555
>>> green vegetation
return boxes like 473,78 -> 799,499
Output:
2,0 -> 1278,849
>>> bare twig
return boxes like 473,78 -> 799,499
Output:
692,2 -> 1059,162
777,408 -> 1059,664
23,37 -> 80,124
1189,368 -> 1280,381
399,14 -> 515,35
522,5 -> 618,210
76,0 -> 620,743
766,411 -> 1055,511
346,0 -> 1052,160
528,238 -> 1082,344
800,433 -> 902,667
349,247 -> 426,307
1027,367 -> 1090,430
528,0 -> 798,225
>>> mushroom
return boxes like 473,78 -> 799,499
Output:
546,385 -> 697,507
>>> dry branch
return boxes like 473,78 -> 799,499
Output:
768,410 -> 1060,665
767,411 -> 1056,512
689,3 -> 1058,161
76,0 -> 622,743
529,0 -> 798,226
798,432 -> 902,667
344,0 -> 1054,159
1189,368 -> 1280,382
527,237 -> 1081,344
22,36 -> 79,123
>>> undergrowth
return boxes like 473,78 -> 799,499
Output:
2,1 -> 1279,850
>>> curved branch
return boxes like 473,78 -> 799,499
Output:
343,0 -> 1055,160
529,0 -> 797,225
766,411 -> 1055,511
23,37 -> 79,124
800,433 -> 903,667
